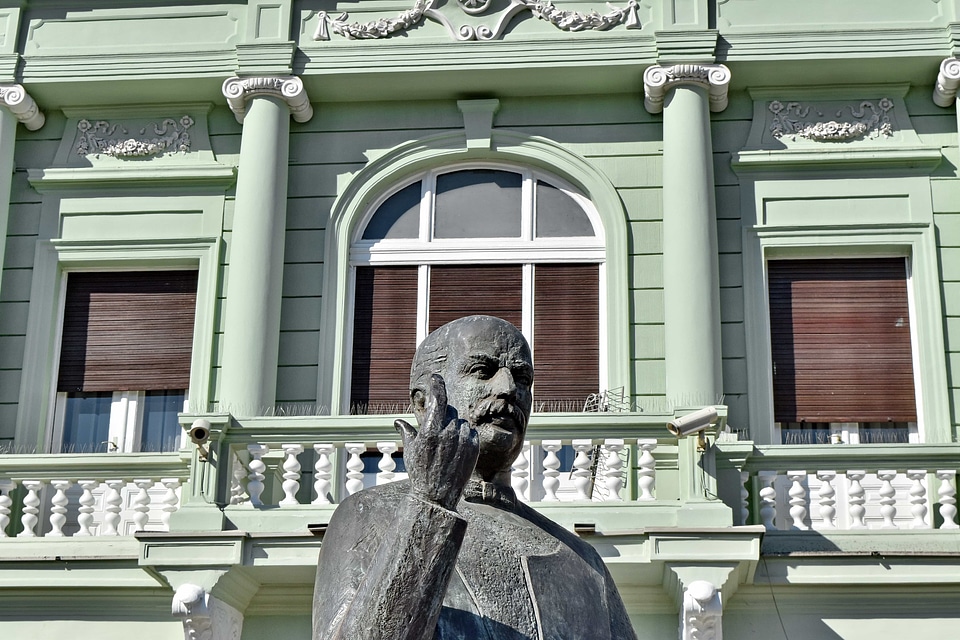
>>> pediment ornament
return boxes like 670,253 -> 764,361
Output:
313,0 -> 640,42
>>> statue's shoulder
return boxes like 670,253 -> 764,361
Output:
334,479 -> 412,517
509,500 -> 609,569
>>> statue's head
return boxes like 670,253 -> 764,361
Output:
410,315 -> 533,480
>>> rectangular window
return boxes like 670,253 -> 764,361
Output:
768,258 -> 916,440
55,271 -> 198,453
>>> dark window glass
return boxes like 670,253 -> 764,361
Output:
535,181 -> 595,238
859,423 -> 910,444
362,181 -> 421,240
434,170 -> 521,238
62,392 -> 112,453
140,390 -> 186,452
780,422 -> 832,445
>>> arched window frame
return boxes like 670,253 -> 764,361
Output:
317,132 -> 631,416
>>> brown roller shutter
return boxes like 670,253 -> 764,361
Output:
57,271 -> 198,392
533,264 -> 600,412
768,258 -> 916,424
351,266 -> 419,414
428,265 -> 522,332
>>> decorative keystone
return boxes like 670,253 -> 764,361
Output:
0,84 -> 44,130
933,58 -> 960,108
643,64 -> 731,114
221,76 -> 313,124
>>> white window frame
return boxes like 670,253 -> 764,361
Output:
345,162 -> 608,414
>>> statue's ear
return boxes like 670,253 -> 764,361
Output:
411,389 -> 427,423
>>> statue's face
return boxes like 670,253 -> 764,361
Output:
419,317 -> 533,479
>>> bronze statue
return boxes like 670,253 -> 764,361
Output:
313,315 -> 637,640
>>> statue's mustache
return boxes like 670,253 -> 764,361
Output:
473,397 -> 526,429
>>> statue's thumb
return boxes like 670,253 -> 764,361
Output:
394,419 -> 417,446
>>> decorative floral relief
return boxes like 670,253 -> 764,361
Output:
313,0 -> 639,41
769,98 -> 895,142
75,115 -> 194,158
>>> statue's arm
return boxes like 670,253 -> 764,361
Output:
313,375 -> 478,640
314,493 -> 468,640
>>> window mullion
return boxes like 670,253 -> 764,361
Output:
417,264 -> 430,345
522,263 -> 534,346
521,172 -> 534,242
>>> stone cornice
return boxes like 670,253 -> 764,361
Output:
642,64 -> 731,114
221,76 -> 313,124
933,58 -> 960,108
0,84 -> 44,130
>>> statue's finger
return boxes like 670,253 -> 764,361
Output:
394,418 -> 418,448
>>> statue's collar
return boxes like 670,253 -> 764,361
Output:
462,478 -> 517,509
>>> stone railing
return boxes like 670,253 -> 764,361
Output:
0,452 -> 190,538
716,442 -> 960,531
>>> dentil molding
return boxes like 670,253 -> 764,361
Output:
643,64 -> 731,114
221,76 -> 313,125
312,0 -> 640,42
0,84 -> 44,130
933,58 -> 960,108
680,580 -> 723,640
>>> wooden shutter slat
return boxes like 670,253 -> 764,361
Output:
57,271 -> 198,392
533,264 -> 599,412
350,266 -> 419,414
768,258 -> 916,423
428,265 -> 523,331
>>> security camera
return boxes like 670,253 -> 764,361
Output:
188,419 -> 211,445
666,406 -> 718,437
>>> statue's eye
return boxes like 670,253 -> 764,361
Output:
469,362 -> 496,379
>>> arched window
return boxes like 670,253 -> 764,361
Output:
348,164 -> 606,414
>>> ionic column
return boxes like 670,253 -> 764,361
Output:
219,76 -> 313,416
0,85 -> 43,303
644,64 -> 730,406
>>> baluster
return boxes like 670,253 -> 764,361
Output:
48,480 -> 72,537
906,470 -> 928,529
313,444 -> 335,505
160,478 -> 181,531
847,471 -> 867,529
602,439 -> 625,502
132,479 -> 153,531
101,480 -> 124,536
877,470 -> 898,529
247,444 -> 269,507
345,443 -> 366,496
0,480 -> 15,537
541,441 -> 562,501
511,441 -> 530,501
787,471 -> 809,530
17,480 -> 43,538
279,444 -> 304,506
739,471 -> 751,525
571,440 -> 594,501
636,439 -> 657,501
815,471 -> 837,529
758,472 -> 778,530
230,452 -> 247,505
936,470 -> 959,529
377,442 -> 398,485
76,480 -> 98,536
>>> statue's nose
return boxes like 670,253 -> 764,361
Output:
490,366 -> 517,399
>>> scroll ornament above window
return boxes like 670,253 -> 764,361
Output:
75,116 -> 194,159
769,99 -> 895,142
313,0 -> 641,42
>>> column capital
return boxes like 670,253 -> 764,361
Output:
221,75 -> 313,124
0,84 -> 44,130
933,58 -> 960,108
643,64 -> 731,114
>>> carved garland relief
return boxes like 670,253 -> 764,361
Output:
75,115 -> 194,159
769,98 -> 895,142
313,0 -> 641,42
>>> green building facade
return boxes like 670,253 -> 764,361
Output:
2,1 -> 960,638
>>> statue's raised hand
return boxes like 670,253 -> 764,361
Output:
395,374 -> 479,511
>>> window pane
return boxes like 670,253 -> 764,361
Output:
536,181 -> 595,238
859,423 -> 910,444
434,169 -> 521,238
362,181 -> 421,240
62,392 -> 112,453
140,390 -> 186,452
780,422 -> 832,445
